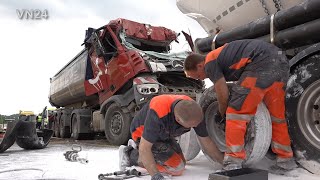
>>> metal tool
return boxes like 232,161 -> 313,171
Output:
63,144 -> 88,164
98,169 -> 144,180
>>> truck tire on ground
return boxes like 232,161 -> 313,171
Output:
286,54 -> 320,175
104,103 -> 132,146
54,115 -> 60,138
72,115 -> 83,140
199,86 -> 272,166
59,117 -> 71,138
176,129 -> 201,161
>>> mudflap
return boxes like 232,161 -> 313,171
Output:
0,120 -> 53,153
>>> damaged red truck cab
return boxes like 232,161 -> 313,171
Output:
49,18 -> 203,145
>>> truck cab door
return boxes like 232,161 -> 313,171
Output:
84,30 -> 112,96
94,25 -> 137,101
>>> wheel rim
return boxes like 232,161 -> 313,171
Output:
297,79 -> 320,150
205,102 -> 257,153
110,111 -> 123,136
205,102 -> 226,152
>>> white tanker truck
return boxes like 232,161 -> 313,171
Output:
177,0 -> 320,174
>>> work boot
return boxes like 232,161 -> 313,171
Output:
127,139 -> 137,149
222,156 -> 243,171
223,163 -> 242,171
276,157 -> 298,170
269,158 -> 298,175
119,145 -> 133,171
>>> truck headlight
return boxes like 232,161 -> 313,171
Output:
136,84 -> 159,95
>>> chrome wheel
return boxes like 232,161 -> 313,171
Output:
297,79 -> 320,150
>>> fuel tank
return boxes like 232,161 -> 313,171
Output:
49,49 -> 97,107
176,0 -> 305,34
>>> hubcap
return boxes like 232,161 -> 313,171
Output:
297,79 -> 320,150
110,111 -> 123,136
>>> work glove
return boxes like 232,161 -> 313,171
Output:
214,112 -> 226,130
151,172 -> 165,180
214,112 -> 225,124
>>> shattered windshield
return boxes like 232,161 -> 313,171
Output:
119,31 -> 190,61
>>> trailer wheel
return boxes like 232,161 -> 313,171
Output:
72,115 -> 82,140
286,54 -> 320,175
54,114 -> 60,138
59,117 -> 71,138
104,103 -> 132,146
199,86 -> 272,166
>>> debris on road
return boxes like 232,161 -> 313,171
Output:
98,168 -> 145,180
63,144 -> 89,164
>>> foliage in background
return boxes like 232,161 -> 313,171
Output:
0,114 -> 19,124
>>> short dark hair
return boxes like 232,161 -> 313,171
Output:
175,100 -> 203,123
184,53 -> 206,71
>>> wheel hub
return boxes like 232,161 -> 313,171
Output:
297,79 -> 320,150
110,111 -> 123,135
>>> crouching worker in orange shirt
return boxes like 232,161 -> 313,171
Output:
118,95 -> 223,180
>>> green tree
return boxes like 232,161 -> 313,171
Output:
0,114 -> 4,124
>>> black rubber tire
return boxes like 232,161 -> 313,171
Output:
52,121 -> 56,137
54,114 -> 60,138
176,129 -> 201,161
59,117 -> 71,138
104,103 -> 132,146
199,85 -> 272,166
72,115 -> 81,140
286,54 -> 320,174
71,114 -> 94,140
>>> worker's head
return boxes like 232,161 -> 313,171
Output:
174,100 -> 203,128
184,53 -> 207,80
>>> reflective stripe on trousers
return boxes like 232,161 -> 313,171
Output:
225,77 -> 293,163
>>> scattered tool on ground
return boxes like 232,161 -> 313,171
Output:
63,144 -> 88,164
98,168 -> 146,180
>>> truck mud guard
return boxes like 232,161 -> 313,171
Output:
100,88 -> 135,114
0,120 -> 53,153
289,42 -> 320,68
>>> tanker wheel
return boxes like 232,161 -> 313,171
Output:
59,117 -> 71,138
199,86 -> 272,166
54,115 -> 60,138
286,54 -> 320,175
72,115 -> 83,140
105,103 -> 132,146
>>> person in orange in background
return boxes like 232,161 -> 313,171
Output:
183,39 -> 297,172
119,94 -> 223,180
